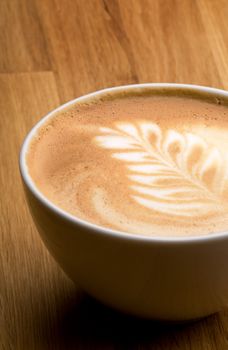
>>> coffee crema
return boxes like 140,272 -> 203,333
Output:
27,90 -> 228,237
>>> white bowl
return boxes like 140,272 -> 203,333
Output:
19,83 -> 228,321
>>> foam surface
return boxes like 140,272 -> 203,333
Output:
27,91 -> 228,237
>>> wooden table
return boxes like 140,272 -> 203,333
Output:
1,1 -> 228,348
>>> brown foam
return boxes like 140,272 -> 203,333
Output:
27,90 -> 228,237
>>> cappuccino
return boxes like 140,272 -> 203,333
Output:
27,89 -> 228,237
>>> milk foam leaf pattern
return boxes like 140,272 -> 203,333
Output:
95,122 -> 226,217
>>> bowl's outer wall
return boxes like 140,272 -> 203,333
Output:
24,183 -> 228,321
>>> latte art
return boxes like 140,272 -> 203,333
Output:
95,122 -> 226,217
27,91 -> 228,237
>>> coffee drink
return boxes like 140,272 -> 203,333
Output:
27,88 -> 228,237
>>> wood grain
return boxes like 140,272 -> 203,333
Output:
1,0 -> 228,349
0,1 -> 51,72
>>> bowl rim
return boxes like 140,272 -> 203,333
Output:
19,82 -> 228,244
